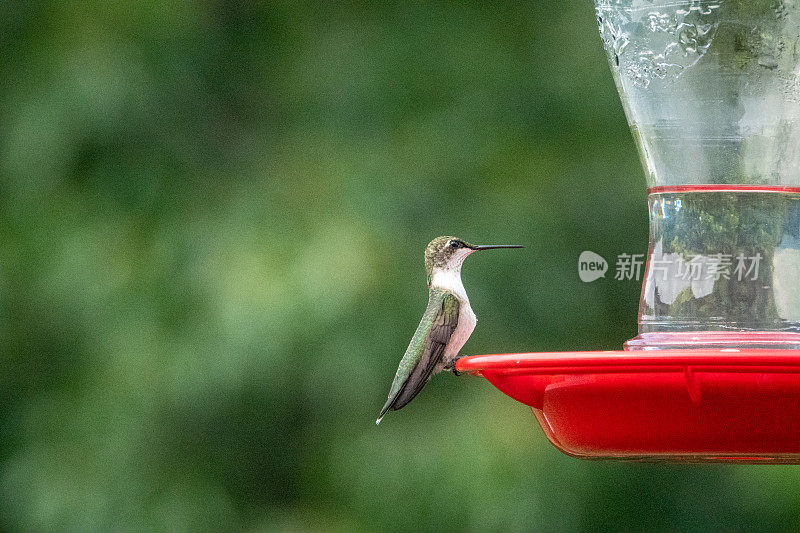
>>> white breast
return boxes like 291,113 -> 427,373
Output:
430,268 -> 477,370
446,301 -> 476,359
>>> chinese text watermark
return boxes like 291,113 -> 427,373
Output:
579,251 -> 762,282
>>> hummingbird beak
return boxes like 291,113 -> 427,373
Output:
469,244 -> 524,251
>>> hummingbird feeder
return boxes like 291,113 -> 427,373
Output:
457,0 -> 800,462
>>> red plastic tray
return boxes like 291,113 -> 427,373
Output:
456,350 -> 800,463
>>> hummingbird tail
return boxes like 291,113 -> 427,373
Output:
376,396 -> 394,425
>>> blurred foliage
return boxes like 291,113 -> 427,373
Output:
2,1 -> 800,531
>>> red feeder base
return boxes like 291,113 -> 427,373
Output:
456,350 -> 800,463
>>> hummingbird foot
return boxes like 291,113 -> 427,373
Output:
447,356 -> 465,376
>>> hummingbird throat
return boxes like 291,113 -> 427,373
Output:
429,267 -> 468,301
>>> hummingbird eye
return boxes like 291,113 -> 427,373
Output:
450,240 -> 461,248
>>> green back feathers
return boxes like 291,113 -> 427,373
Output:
377,288 -> 460,421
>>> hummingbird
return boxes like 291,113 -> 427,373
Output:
376,236 -> 522,424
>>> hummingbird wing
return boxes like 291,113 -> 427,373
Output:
377,288 -> 460,422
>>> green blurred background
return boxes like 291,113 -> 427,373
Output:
2,1 -> 800,531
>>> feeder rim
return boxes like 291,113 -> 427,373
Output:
648,185 -> 800,194
457,350 -> 800,374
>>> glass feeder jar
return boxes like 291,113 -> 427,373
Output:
595,0 -> 800,349
457,0 -> 800,462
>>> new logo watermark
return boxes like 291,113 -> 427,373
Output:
578,251 -> 608,282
